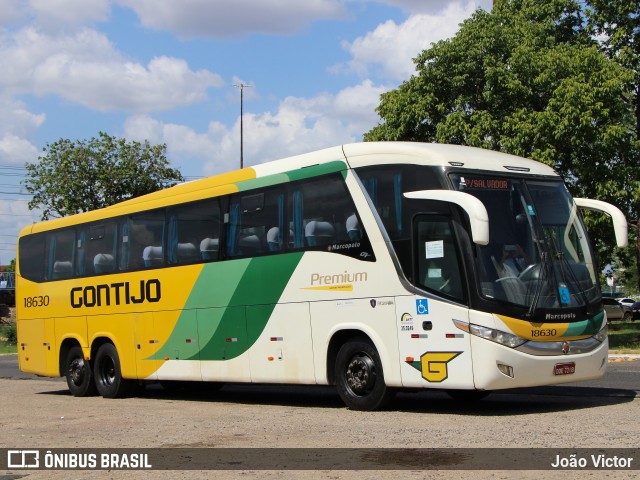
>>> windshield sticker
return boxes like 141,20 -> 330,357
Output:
425,240 -> 444,259
559,287 -> 571,305
428,268 -> 442,278
527,204 -> 536,216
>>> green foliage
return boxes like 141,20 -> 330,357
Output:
24,132 -> 184,220
5,325 -> 16,345
365,0 -> 639,268
608,321 -> 640,353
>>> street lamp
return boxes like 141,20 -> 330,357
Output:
234,83 -> 252,169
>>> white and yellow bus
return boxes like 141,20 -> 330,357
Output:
16,142 -> 627,410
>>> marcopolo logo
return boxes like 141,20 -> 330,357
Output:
70,279 -> 161,308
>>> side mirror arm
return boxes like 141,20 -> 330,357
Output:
404,190 -> 489,245
574,198 -> 628,248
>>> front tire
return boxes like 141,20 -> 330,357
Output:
65,346 -> 96,397
335,338 -> 394,411
93,343 -> 133,398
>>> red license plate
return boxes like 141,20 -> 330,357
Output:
554,362 -> 576,375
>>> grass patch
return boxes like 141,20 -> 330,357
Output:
0,324 -> 16,354
608,320 -> 640,354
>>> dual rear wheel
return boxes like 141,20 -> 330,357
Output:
65,343 -> 133,398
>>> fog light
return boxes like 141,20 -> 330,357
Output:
497,362 -> 514,378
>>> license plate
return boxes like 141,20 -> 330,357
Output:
554,362 -> 575,375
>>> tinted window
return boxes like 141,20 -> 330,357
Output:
19,234 -> 46,282
227,187 -> 284,258
414,215 -> 465,302
289,173 -> 374,261
120,210 -> 165,270
77,222 -> 118,275
46,229 -> 76,280
168,199 -> 221,264
355,165 -> 443,277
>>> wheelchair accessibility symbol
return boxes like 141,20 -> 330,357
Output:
416,299 -> 429,315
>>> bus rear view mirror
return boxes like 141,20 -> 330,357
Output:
404,190 -> 489,245
574,198 -> 628,248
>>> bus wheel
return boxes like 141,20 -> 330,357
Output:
335,338 -> 394,411
65,346 -> 96,397
93,343 -> 133,398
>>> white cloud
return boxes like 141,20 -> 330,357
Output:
371,0 -> 493,14
0,27 -> 224,112
338,1 -> 490,81
28,0 -> 110,30
117,0 -> 345,38
124,80 -> 389,176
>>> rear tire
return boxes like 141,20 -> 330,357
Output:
93,343 -> 134,398
335,338 -> 394,411
65,346 -> 96,397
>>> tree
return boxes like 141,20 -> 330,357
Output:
365,0 -> 637,268
24,132 -> 184,220
587,0 -> 640,290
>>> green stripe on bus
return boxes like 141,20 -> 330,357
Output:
285,160 -> 346,182
235,160 -> 346,192
562,311 -> 604,338
148,252 -> 304,361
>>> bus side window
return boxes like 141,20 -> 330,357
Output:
288,173 -> 366,251
46,229 -> 76,281
226,187 -> 284,258
168,198 -> 221,265
413,215 -> 465,302
18,234 -> 46,282
80,222 -> 117,275
120,210 -> 165,271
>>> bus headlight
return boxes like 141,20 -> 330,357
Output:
453,319 -> 527,348
593,324 -> 608,343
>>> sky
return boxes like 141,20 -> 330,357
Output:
0,0 -> 492,263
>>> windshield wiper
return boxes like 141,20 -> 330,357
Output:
525,251 -> 549,320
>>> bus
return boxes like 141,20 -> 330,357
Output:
16,142 -> 627,410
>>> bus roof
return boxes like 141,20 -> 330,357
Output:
21,142 -> 557,235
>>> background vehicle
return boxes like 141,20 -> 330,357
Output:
603,297 -> 625,321
16,142 -> 627,410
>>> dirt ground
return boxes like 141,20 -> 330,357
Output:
0,376 -> 638,480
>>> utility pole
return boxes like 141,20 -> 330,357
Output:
234,83 -> 252,169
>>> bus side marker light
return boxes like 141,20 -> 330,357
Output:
411,334 -> 428,339
268,356 -> 274,361
164,357 -> 169,361
270,337 -> 283,342
185,339 -> 192,343
446,334 -> 464,339
497,363 -> 514,378
226,338 -> 237,343
406,356 -> 414,363
149,340 -> 158,344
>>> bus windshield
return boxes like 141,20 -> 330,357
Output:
449,174 -> 599,313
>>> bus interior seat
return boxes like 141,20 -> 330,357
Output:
346,214 -> 362,241
238,234 -> 262,255
93,253 -> 115,274
52,261 -> 72,279
142,246 -> 163,267
305,221 -> 335,246
200,238 -> 219,261
176,242 -> 197,263
267,227 -> 280,251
